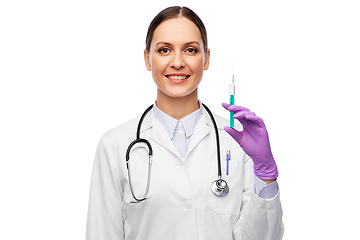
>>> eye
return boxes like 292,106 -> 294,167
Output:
158,48 -> 170,54
186,48 -> 198,54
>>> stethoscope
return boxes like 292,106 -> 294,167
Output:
126,104 -> 229,202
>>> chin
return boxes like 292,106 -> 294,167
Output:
163,87 -> 197,99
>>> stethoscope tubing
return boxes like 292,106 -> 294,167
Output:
126,103 -> 229,202
202,104 -> 222,179
126,104 -> 153,202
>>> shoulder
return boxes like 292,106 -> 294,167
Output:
99,107 -> 155,144
212,113 -> 229,130
100,114 -> 140,144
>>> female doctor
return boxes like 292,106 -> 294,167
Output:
86,6 -> 284,240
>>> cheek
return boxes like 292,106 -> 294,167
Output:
188,57 -> 205,74
151,56 -> 168,73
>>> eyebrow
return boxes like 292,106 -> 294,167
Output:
155,41 -> 200,47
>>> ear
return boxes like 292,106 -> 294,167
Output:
144,49 -> 151,71
203,48 -> 210,70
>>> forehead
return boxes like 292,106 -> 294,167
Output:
152,17 -> 203,46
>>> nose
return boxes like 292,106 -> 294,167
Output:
170,52 -> 185,69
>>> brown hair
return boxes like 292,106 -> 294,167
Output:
145,6 -> 208,53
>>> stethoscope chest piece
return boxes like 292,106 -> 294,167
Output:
211,179 -> 229,197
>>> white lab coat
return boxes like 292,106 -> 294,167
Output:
86,107 -> 284,240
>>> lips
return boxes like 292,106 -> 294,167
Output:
165,73 -> 191,83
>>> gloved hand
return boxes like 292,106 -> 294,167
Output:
222,103 -> 279,180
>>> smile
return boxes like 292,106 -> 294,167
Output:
165,74 -> 191,83
167,75 -> 189,80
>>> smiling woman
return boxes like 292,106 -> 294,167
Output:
86,6 -> 284,240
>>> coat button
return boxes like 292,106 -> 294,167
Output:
183,202 -> 192,209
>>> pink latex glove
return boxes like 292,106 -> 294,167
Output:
222,103 -> 279,180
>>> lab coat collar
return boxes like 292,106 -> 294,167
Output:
134,103 -> 225,160
185,110 -> 210,158
201,104 -> 226,130
185,106 -> 226,156
150,114 -> 183,159
131,106 -> 182,158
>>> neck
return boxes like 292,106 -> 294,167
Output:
156,89 -> 199,120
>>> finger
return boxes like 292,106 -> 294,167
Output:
254,116 -> 265,128
234,111 -> 265,128
222,103 -> 249,113
233,111 -> 254,120
228,105 -> 249,113
222,102 -> 230,109
243,112 -> 265,128
224,126 -> 243,143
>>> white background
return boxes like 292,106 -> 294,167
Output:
1,0 -> 359,239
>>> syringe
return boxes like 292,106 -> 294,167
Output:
229,64 -> 235,128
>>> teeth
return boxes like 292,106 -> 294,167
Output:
167,75 -> 188,80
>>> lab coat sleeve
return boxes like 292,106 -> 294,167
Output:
233,156 -> 284,240
86,135 -> 124,240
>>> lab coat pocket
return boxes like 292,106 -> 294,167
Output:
208,181 -> 242,216
124,197 -> 151,235
208,156 -> 243,216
